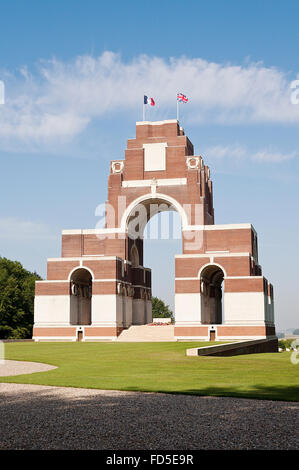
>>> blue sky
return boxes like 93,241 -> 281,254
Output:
0,1 -> 298,331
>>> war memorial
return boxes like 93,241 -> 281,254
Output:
33,119 -> 276,344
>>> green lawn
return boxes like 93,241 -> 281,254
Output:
1,342 -> 298,401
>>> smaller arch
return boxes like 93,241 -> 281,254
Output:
68,265 -> 95,282
199,264 -> 225,325
69,268 -> 92,326
198,262 -> 227,279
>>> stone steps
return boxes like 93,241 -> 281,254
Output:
117,325 -> 175,342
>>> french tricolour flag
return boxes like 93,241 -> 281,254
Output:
144,95 -> 155,106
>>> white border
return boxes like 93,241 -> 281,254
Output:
122,178 -> 187,188
136,119 -> 178,126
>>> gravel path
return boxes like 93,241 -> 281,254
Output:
0,360 -> 57,376
0,383 -> 298,450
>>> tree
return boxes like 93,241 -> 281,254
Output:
151,296 -> 173,320
0,257 -> 41,339
293,329 -> 299,335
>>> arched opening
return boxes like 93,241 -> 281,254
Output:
126,196 -> 183,323
121,192 -> 188,234
70,268 -> 92,325
200,265 -> 224,324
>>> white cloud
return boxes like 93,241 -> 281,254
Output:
203,144 -> 247,160
0,217 -> 57,241
204,144 -> 297,163
1,52 -> 299,151
251,150 -> 297,162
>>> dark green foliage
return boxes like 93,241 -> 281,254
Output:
151,296 -> 173,320
0,257 -> 41,339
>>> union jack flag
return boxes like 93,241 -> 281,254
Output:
177,92 -> 188,103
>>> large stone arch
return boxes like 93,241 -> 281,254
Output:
120,192 -> 189,235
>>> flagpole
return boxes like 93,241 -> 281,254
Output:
176,98 -> 179,122
143,96 -> 145,121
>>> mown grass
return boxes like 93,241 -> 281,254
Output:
1,341 -> 298,401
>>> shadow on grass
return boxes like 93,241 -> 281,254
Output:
121,384 -> 299,402
1,375 -> 298,402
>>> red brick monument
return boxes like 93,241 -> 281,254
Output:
33,120 -> 275,342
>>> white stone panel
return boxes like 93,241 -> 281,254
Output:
118,295 -> 133,327
146,300 -> 152,324
125,297 -> 133,327
116,295 -> 124,325
70,295 -> 78,324
143,143 -> 167,171
132,299 -> 147,325
34,295 -> 70,325
91,295 -> 118,324
224,292 -> 266,324
174,293 -> 201,324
